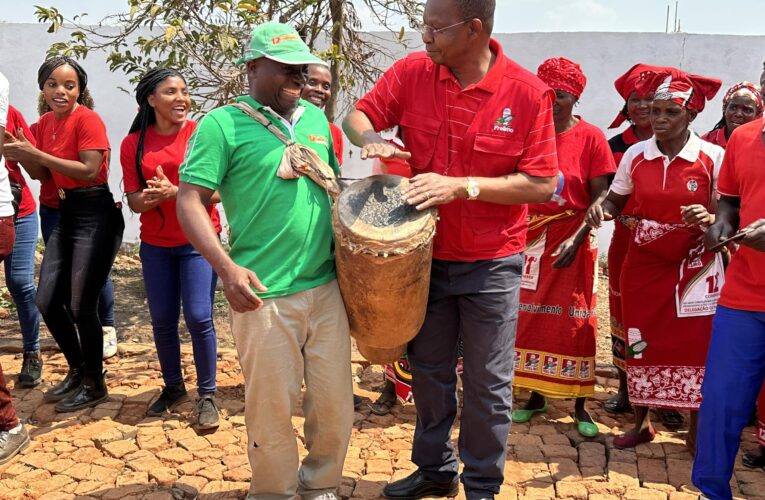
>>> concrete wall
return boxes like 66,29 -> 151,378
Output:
2,24 -> 764,243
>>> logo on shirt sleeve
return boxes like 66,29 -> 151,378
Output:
493,107 -> 514,133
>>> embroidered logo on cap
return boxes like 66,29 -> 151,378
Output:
271,33 -> 300,45
493,107 -> 514,133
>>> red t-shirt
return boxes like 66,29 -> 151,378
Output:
529,119 -> 615,216
716,119 -> 765,312
356,39 -> 558,262
28,122 -> 60,209
329,122 -> 343,166
701,127 -> 728,149
4,106 -> 37,217
35,106 -> 110,190
121,121 -> 221,247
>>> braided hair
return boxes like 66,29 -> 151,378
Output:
128,68 -> 187,228
128,68 -> 186,189
36,56 -> 95,114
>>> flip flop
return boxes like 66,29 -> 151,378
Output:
575,417 -> 599,438
512,401 -> 548,423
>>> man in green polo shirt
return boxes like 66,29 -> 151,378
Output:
177,22 -> 352,500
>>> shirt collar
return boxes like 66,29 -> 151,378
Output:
236,95 -> 306,125
643,131 -> 702,162
438,38 -> 506,93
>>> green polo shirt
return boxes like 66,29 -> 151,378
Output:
180,95 -> 339,299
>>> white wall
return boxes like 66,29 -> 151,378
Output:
2,24 -> 764,244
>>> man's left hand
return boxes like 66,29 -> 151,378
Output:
741,219 -> 765,252
401,173 -> 463,211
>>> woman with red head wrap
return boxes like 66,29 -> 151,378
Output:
512,57 -> 616,438
603,64 -> 687,424
586,68 -> 724,450
703,81 -> 763,149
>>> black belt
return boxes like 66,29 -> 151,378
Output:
58,184 -> 110,201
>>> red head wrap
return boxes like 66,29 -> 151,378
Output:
609,63 -> 672,129
536,57 -> 586,99
636,68 -> 722,113
722,81 -> 764,115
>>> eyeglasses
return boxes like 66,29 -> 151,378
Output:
417,18 -> 472,36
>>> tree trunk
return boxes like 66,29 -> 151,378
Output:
326,0 -> 344,122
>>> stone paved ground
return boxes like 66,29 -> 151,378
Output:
0,344 -> 763,500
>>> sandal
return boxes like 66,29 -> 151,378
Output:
369,391 -> 396,416
742,448 -> 765,469
656,408 -> 685,429
603,393 -> 632,414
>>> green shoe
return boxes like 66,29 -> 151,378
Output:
575,417 -> 599,438
512,401 -> 548,423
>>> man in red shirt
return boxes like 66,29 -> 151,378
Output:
692,116 -> 765,499
344,0 -> 557,497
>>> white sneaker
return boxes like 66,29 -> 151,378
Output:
103,327 -> 118,360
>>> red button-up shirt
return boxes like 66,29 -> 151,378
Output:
356,39 -> 558,262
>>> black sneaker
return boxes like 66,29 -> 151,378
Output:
0,423 -> 30,465
147,383 -> 189,416
195,396 -> 220,430
18,351 -> 42,387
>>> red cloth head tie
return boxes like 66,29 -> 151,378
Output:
722,81 -> 764,116
636,68 -> 722,113
537,57 -> 586,99
609,63 -> 672,129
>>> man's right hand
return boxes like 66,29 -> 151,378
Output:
360,142 -> 411,161
221,265 -> 268,313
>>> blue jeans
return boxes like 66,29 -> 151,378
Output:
692,305 -> 765,500
4,212 -> 40,351
40,204 -> 115,327
139,242 -> 218,396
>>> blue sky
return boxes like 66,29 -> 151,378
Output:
3,0 -> 764,35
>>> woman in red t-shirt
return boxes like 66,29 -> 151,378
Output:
4,57 -> 125,412
120,68 -> 221,428
512,58 -> 615,438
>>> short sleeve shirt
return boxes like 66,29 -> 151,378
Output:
5,106 -> 37,218
611,133 -> 724,224
529,118 -> 616,216
35,106 -> 110,189
355,39 -> 558,262
0,72 -> 13,217
121,121 -> 221,247
716,119 -> 765,312
180,96 -> 339,299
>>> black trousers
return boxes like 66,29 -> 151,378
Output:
409,254 -> 522,497
36,189 -> 124,378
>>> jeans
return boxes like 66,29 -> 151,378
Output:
36,190 -> 124,378
4,212 -> 40,351
139,242 -> 218,396
692,305 -> 765,500
39,203 -> 115,327
409,255 -> 522,497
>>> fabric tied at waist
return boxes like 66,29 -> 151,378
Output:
527,210 -> 578,232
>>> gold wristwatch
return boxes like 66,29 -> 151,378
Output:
466,177 -> 480,200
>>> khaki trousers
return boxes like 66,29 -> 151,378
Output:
231,280 -> 353,500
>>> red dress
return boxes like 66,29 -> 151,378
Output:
607,126 -> 642,372
514,119 -> 616,397
611,133 -> 725,410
